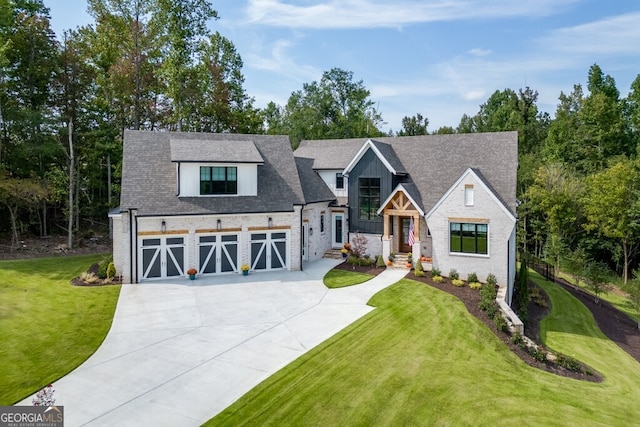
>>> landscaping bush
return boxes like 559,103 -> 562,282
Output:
350,233 -> 368,258
414,259 -> 424,277
469,282 -> 482,290
451,279 -> 464,287
494,314 -> 509,333
79,272 -> 100,284
448,269 -> 459,280
375,255 -> 386,268
97,255 -> 113,279
467,272 -> 478,283
430,268 -> 441,278
511,333 -> 525,348
486,273 -> 497,286
479,278 -> 498,312
433,275 -> 444,283
106,262 -> 116,279
556,354 -> 583,373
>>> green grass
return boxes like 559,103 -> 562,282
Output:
208,274 -> 640,426
323,268 -> 374,288
0,254 -> 120,405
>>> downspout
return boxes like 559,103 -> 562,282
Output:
129,209 -> 134,284
299,205 -> 303,271
134,213 -> 139,283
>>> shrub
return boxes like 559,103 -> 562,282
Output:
414,259 -> 424,274
485,303 -> 498,319
414,269 -> 424,277
448,269 -> 459,280
375,255 -> 386,268
528,346 -> 547,363
433,275 -> 444,283
494,314 -> 509,333
486,273 -> 497,286
556,354 -> 583,373
469,282 -> 482,290
106,262 -> 116,279
511,333 -> 525,348
347,255 -> 359,266
360,257 -> 375,267
479,279 -> 497,311
467,272 -> 478,283
430,268 -> 441,278
451,279 -> 464,287
79,272 -> 100,284
97,255 -> 113,279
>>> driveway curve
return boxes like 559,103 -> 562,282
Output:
20,259 -> 407,426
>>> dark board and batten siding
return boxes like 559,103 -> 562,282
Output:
348,148 -> 395,234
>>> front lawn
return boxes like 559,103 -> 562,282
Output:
208,275 -> 640,425
0,254 -> 120,405
323,268 -> 373,288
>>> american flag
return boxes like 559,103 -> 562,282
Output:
408,217 -> 415,247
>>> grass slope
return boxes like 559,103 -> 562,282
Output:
0,254 -> 120,405
209,275 -> 640,426
323,269 -> 373,288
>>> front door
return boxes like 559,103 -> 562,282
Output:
331,213 -> 344,248
399,217 -> 413,253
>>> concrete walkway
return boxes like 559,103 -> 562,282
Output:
19,259 -> 407,426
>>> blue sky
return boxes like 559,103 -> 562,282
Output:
46,0 -> 640,132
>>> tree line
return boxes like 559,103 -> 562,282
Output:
2,0 -> 640,290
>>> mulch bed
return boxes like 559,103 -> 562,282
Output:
333,261 -> 387,277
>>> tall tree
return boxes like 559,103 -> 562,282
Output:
397,112 -> 428,136
582,159 -> 640,283
273,68 -> 384,147
152,0 -> 217,131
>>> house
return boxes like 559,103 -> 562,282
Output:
294,132 -> 518,302
111,130 -> 517,302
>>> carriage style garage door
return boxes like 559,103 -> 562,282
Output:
250,231 -> 288,271
139,236 -> 186,280
198,233 -> 239,275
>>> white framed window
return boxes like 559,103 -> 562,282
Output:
464,185 -> 474,206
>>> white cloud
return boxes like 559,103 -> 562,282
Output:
469,48 -> 492,57
537,12 -> 640,57
245,0 -> 579,29
245,38 -> 319,81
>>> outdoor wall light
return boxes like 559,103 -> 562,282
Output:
161,220 -> 166,233
217,219 -> 222,231
309,227 -> 313,235
268,217 -> 273,229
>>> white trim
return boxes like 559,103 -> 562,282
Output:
342,139 -> 398,177
425,168 -> 516,222
376,184 -> 425,216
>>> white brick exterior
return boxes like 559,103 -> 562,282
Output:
426,170 -> 516,288
302,202 -> 332,261
111,208 -> 302,283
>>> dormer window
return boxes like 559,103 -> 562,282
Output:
336,173 -> 344,189
200,166 -> 237,195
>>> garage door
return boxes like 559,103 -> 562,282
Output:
198,233 -> 238,275
250,231 -> 288,271
139,236 -> 186,280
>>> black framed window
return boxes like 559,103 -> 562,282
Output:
450,222 -> 488,254
200,166 -> 237,195
320,213 -> 325,233
358,177 -> 380,220
336,173 -> 344,189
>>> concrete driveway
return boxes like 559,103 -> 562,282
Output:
20,259 -> 407,426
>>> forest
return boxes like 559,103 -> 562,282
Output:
2,0 -> 640,286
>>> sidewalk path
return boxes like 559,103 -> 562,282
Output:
19,260 -> 407,426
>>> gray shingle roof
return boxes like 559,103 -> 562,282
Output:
295,132 -> 518,216
295,157 -> 337,204
169,138 -> 264,163
370,140 -> 407,175
120,130 -> 305,216
294,138 -> 364,169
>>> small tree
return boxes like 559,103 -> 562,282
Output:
562,247 -> 587,287
584,261 -> 612,304
350,233 -> 368,258
623,269 -> 640,330
414,259 -> 424,277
